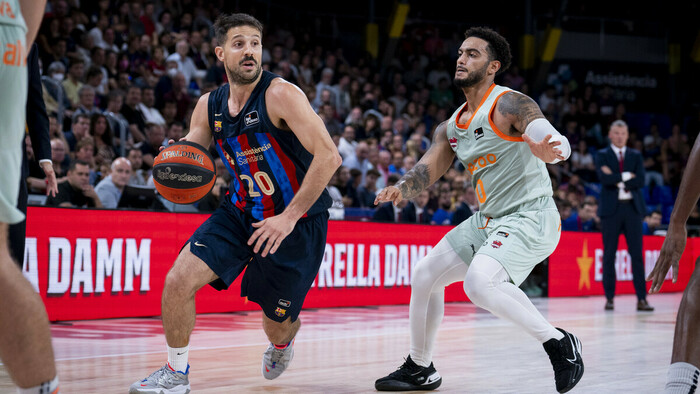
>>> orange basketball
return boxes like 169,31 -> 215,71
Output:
152,141 -> 216,204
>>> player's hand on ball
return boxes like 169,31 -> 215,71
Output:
160,137 -> 188,152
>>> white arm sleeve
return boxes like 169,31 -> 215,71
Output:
524,118 -> 571,164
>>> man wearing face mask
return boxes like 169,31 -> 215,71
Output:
42,61 -> 71,116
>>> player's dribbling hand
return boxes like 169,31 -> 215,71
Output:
522,134 -> 564,163
374,185 -> 403,206
248,212 -> 296,257
159,137 -> 188,152
646,223 -> 686,293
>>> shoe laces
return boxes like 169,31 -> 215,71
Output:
270,347 -> 287,364
388,358 -> 420,379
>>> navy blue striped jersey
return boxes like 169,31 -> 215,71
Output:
207,71 -> 331,220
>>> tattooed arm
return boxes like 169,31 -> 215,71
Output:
496,91 -> 570,163
375,121 -> 455,205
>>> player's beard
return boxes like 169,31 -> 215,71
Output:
454,62 -> 488,88
227,57 -> 262,85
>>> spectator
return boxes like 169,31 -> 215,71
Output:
345,168 -> 362,208
643,210 -> 663,235
162,71 -> 191,122
73,83 -> 101,123
562,200 -> 600,232
103,89 -> 130,151
357,168 -> 380,208
95,157 -> 133,208
140,123 -> 166,168
45,160 -> 103,208
337,125 -> 358,161
570,140 -> 596,183
50,138 -> 70,179
90,113 -> 117,166
74,137 -> 100,186
138,86 -> 166,125
62,58 -> 85,108
388,150 -> 405,175
343,140 -> 373,179
166,121 -> 185,143
127,148 -> 149,186
375,150 -> 392,190
120,85 -> 147,142
166,39 -> 204,87
431,191 -> 454,225
452,185 -> 478,225
64,113 -> 91,152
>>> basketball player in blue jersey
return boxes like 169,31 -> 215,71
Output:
374,27 -> 583,393
130,13 -> 341,393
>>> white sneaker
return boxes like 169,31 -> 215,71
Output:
261,339 -> 295,380
129,364 -> 191,394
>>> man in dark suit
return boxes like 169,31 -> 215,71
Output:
595,120 -> 653,311
373,190 -> 433,224
8,43 -> 58,267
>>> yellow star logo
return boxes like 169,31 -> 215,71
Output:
577,239 -> 593,290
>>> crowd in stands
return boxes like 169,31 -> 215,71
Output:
29,0 -> 700,233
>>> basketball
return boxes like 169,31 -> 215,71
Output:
152,141 -> 216,204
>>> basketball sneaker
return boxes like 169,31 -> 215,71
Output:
129,363 -> 190,394
262,339 -> 295,380
375,355 -> 442,391
543,328 -> 584,393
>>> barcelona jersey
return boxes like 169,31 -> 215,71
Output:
207,71 -> 331,220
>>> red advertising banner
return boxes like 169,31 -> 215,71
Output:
24,208 -> 694,321
548,232 -> 696,297
24,207 -> 463,321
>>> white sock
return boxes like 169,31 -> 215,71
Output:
464,255 -> 564,343
17,375 -> 59,394
167,345 -> 189,373
409,238 -> 467,368
665,362 -> 700,393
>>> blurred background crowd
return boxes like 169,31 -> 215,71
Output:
27,0 -> 700,237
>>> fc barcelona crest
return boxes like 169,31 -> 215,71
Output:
214,120 -> 222,133
275,307 -> 287,317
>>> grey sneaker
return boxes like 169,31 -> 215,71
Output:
261,339 -> 295,380
129,364 -> 191,394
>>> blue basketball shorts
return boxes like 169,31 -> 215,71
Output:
187,200 -> 329,322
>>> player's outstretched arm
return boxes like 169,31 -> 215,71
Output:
162,93 -> 213,150
497,91 -> 570,164
375,121 -> 454,206
647,136 -> 700,292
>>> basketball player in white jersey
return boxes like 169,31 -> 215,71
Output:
374,27 -> 582,393
0,1 -> 58,393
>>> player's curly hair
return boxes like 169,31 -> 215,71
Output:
214,13 -> 264,46
464,27 -> 512,76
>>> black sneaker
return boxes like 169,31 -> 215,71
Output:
375,355 -> 442,391
543,328 -> 584,393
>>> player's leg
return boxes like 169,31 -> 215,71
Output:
129,245 -> 218,394
665,258 -> 700,393
250,212 -> 329,380
601,214 -> 622,309
0,224 -> 59,392
622,205 -> 653,310
375,236 -> 467,391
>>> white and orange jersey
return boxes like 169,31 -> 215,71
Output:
446,84 -> 552,218
0,0 -> 25,29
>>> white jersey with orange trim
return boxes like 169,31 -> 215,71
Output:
0,0 -> 25,29
446,84 -> 553,218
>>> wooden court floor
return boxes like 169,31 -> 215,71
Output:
0,293 -> 684,393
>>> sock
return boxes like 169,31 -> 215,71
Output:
17,375 -> 59,394
273,341 -> 290,349
167,345 -> 189,373
665,362 -> 700,394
